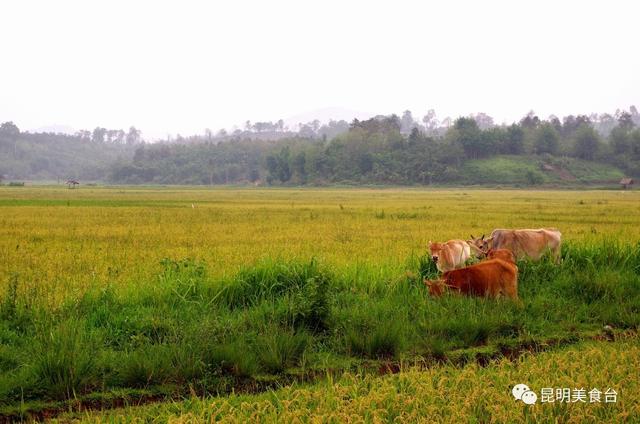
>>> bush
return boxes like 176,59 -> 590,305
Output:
30,323 -> 99,399
256,328 -> 310,373
526,170 -> 544,185
222,260 -> 332,315
203,340 -> 259,378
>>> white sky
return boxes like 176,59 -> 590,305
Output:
1,0 -> 638,140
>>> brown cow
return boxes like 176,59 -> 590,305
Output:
428,239 -> 472,272
486,248 -> 516,264
470,228 -> 562,262
424,257 -> 518,299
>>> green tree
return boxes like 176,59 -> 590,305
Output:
504,124 -> 525,154
573,125 -> 600,160
1,121 -> 21,159
610,127 -> 631,155
126,127 -> 141,145
0,121 -> 20,137
617,111 -> 634,129
292,151 -> 307,183
450,117 -> 484,159
519,111 -> 540,129
400,110 -> 415,134
533,124 -> 559,154
92,127 -> 107,143
265,147 -> 292,183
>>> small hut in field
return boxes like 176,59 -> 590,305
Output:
66,179 -> 79,189
620,178 -> 634,190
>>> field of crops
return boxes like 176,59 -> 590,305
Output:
78,335 -> 640,423
1,186 -> 639,421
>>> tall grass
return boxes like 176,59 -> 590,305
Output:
1,188 -> 640,414
4,240 -> 637,409
84,337 -> 640,423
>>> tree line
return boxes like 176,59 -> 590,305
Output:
110,108 -> 640,185
0,122 -> 140,180
2,107 -> 640,184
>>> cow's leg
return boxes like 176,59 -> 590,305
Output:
541,233 -> 562,264
502,270 -> 518,300
551,239 -> 562,264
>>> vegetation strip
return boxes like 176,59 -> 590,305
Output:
2,243 -> 639,420
1,188 -> 639,422
82,335 -> 640,423
1,331 -> 635,422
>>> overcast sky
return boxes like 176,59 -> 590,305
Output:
1,0 -> 638,140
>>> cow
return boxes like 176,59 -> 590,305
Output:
424,257 -> 518,299
486,248 -> 516,264
469,228 -> 562,262
428,239 -> 471,272
467,235 -> 488,259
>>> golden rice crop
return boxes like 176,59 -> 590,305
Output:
74,336 -> 640,423
2,186 -> 639,307
2,186 -> 639,422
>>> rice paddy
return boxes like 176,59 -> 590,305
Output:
1,186 -> 639,421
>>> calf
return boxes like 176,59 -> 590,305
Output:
424,258 -> 518,299
486,248 -> 516,264
428,239 -> 471,272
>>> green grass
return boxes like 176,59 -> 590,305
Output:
64,336 -> 640,423
1,242 -> 639,417
1,187 -> 639,419
461,155 -> 624,185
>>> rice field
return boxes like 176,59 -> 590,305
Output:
0,186 -> 639,421
75,335 -> 640,423
2,186 -> 639,304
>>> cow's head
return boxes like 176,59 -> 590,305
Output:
487,248 -> 515,264
424,278 -> 445,297
468,234 -> 492,257
428,241 -> 442,263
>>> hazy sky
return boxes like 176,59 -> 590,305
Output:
1,0 -> 638,140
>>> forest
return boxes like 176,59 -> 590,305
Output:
1,108 -> 640,186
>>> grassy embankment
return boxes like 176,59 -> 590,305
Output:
460,155 -> 624,185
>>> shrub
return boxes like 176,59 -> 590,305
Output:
203,340 -> 259,378
256,329 -> 310,374
30,322 -> 99,399
526,170 -> 544,185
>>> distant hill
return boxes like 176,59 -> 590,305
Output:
3,108 -> 639,186
460,155 -> 625,186
0,132 -> 135,181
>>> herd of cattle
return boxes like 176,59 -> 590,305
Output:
424,228 -> 562,300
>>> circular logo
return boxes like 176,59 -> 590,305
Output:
521,390 -> 538,405
512,384 -> 530,400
